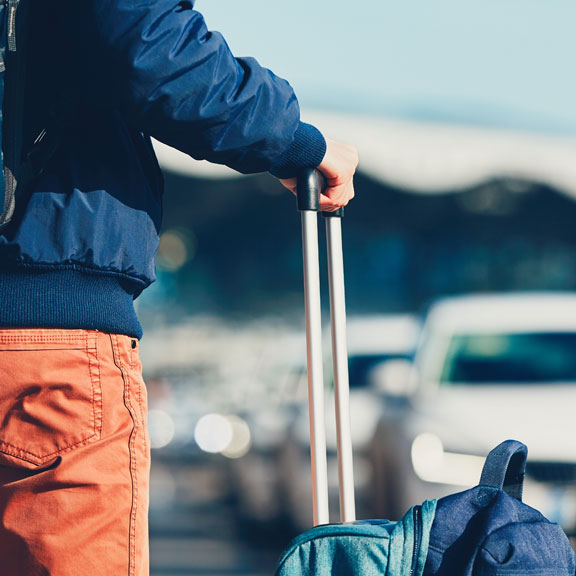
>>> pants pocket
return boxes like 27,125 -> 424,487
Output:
0,330 -> 102,469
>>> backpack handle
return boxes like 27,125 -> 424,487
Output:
479,439 -> 528,501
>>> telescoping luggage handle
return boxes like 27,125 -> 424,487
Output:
296,168 -> 356,526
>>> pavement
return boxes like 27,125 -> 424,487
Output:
149,457 -> 288,576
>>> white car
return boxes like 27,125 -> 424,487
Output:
369,293 -> 576,534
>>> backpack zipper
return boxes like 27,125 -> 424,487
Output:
410,505 -> 423,576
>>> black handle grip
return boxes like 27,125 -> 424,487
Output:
296,169 -> 345,218
296,168 -> 322,212
322,208 -> 344,219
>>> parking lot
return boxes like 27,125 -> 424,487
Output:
142,299 -> 576,565
150,456 -> 289,576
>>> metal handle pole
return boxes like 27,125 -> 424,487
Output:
301,211 -> 329,526
325,214 -> 356,522
297,169 -> 330,527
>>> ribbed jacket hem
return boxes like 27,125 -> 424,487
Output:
0,269 -> 143,339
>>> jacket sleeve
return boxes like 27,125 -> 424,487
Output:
66,0 -> 326,176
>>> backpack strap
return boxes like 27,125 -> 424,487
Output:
479,440 -> 527,501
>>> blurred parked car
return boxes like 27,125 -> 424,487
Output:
228,364 -> 306,533
369,293 -> 576,535
277,314 -> 420,531
225,331 -> 308,533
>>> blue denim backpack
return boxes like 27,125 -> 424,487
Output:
275,440 -> 576,576
424,439 -> 576,576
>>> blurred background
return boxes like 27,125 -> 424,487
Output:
139,1 -> 576,573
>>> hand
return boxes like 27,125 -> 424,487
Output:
279,138 -> 358,211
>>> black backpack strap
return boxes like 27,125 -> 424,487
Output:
479,439 -> 527,501
0,0 -> 75,231
0,0 -> 30,230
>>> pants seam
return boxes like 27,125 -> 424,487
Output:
111,334 -> 139,576
88,332 -> 103,441
130,345 -> 148,456
0,329 -> 101,344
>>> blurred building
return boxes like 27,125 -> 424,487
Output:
138,113 -> 576,325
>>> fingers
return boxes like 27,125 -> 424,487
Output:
317,138 -> 358,211
278,134 -> 358,212
278,177 -> 298,195
319,182 -> 355,211
279,174 -> 355,211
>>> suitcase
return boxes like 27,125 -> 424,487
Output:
273,170 -> 576,576
274,169 -> 436,576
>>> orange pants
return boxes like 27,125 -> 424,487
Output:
0,329 -> 150,576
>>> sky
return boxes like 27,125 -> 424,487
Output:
196,0 -> 576,133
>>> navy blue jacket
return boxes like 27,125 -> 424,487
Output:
0,0 -> 326,338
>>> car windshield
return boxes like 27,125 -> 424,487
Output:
440,332 -> 576,384
347,354 -> 409,389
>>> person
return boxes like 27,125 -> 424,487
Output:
0,1 -> 357,575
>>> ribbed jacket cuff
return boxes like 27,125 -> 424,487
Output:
269,122 -> 327,179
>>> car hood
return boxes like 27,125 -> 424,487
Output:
413,385 -> 576,462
